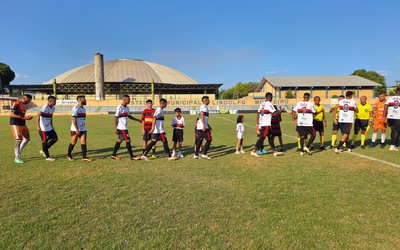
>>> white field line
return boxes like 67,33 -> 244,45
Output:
215,115 -> 400,169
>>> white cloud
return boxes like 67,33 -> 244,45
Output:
377,70 -> 389,77
15,73 -> 29,79
265,68 -> 290,75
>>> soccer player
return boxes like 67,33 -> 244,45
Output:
171,107 -> 185,158
67,95 -> 92,162
313,96 -> 327,150
37,95 -> 58,161
111,95 -> 141,160
350,96 -> 372,149
271,105 -> 284,152
142,99 -> 157,158
370,93 -> 387,148
9,94 -> 33,164
384,87 -> 400,151
141,98 -> 177,160
292,93 -> 316,155
194,96 -> 213,160
251,92 -> 283,157
333,91 -> 358,154
329,95 -> 345,149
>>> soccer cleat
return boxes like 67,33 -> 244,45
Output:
45,157 -> 56,161
131,156 -> 140,160
193,154 -> 200,159
201,154 -> 211,160
111,155 -> 121,161
261,149 -> 268,154
168,155 -> 178,160
361,145 -> 366,149
347,148 -> 352,153
178,152 -> 184,158
251,151 -> 260,157
83,158 -> 93,162
369,142 -> 376,148
380,143 -> 385,149
141,155 -> 149,161
151,154 -> 158,159
319,146 -> 325,151
334,148 -> 342,154
14,158 -> 24,164
39,150 -> 46,158
303,146 -> 312,155
67,156 -> 74,161
235,151 -> 240,154
273,151 -> 283,157
389,145 -> 399,151
240,150 -> 246,154
300,152 -> 305,156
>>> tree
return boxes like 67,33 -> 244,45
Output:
285,89 -> 294,99
0,62 -> 16,93
351,69 -> 386,95
219,82 -> 258,99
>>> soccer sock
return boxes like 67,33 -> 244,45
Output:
297,138 -> 301,149
320,135 -> 324,146
68,143 -> 75,157
306,134 -> 316,148
47,138 -> 58,149
144,141 -> 156,156
126,141 -> 134,157
337,140 -> 345,149
331,134 -> 337,146
162,141 -> 171,157
19,137 -> 30,152
81,144 -> 87,159
381,133 -> 386,143
112,141 -> 121,156
300,138 -> 305,152
371,132 -> 377,143
361,134 -> 366,146
152,146 -> 156,155
202,139 -> 211,155
195,138 -> 203,155
42,143 -> 50,158
14,140 -> 22,159
142,149 -> 146,154
268,136 -> 275,150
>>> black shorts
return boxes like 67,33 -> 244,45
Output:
195,129 -> 212,141
71,131 -> 87,137
143,130 -> 152,141
354,119 -> 369,133
313,120 -> 324,132
388,119 -> 400,131
172,129 -> 184,142
258,126 -> 272,139
151,132 -> 168,142
39,129 -> 58,143
332,122 -> 339,131
338,123 -> 352,134
117,129 -> 130,141
297,126 -> 315,138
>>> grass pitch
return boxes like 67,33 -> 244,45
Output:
1,113 -> 400,249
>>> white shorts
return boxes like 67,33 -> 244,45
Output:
237,133 -> 244,139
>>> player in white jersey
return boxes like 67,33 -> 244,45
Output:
171,107 -> 185,158
111,95 -> 141,160
384,87 -> 400,151
333,91 -> 358,154
141,98 -> 177,160
194,96 -> 213,160
251,92 -> 283,157
292,93 -> 316,155
67,95 -> 92,162
36,96 -> 58,161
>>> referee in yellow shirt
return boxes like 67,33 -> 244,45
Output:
313,96 -> 327,150
350,96 -> 373,149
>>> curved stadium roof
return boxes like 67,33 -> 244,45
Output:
46,59 -> 198,85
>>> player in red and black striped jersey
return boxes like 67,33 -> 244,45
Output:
141,99 -> 157,158
9,94 -> 33,164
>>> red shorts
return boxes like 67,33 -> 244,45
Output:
10,125 -> 29,140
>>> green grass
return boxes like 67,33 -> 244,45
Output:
1,113 -> 400,249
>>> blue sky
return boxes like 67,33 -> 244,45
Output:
1,0 -> 399,88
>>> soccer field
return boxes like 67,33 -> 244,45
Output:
1,113 -> 400,249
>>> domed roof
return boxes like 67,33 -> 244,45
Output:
46,59 -> 198,85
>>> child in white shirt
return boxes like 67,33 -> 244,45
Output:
236,115 -> 245,154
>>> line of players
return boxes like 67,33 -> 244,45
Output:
251,88 -> 400,156
9,94 -> 214,164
